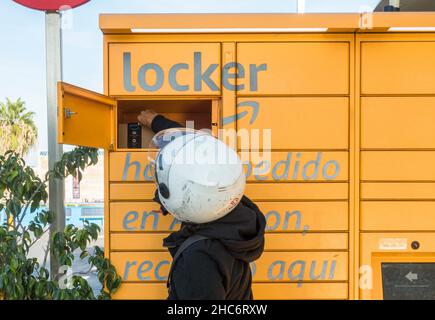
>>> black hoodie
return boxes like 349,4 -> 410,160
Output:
163,196 -> 266,300
149,115 -> 266,300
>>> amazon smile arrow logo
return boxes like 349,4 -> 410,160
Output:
222,101 -> 260,125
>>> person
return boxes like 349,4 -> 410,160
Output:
137,109 -> 266,300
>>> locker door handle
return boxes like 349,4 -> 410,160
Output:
64,107 -> 78,119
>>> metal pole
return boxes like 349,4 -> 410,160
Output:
45,11 -> 64,280
297,0 -> 305,14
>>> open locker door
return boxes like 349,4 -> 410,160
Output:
57,82 -> 115,149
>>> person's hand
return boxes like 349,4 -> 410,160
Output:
138,109 -> 158,128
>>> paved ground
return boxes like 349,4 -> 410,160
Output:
29,232 -> 105,295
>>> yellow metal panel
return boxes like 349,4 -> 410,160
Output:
245,183 -> 348,201
100,13 -> 361,33
57,82 -> 115,149
104,33 -> 355,46
110,183 -> 155,200
100,13 -> 435,35
265,234 -> 348,251
361,41 -> 435,95
258,201 -> 348,231
361,182 -> 435,200
361,151 -> 435,181
360,233 -> 435,268
252,252 -> 348,282
110,151 -> 348,182
252,283 -> 348,300
111,252 -> 170,282
110,233 -> 348,251
111,251 -> 347,282
109,152 -> 155,182
109,201 -> 348,232
371,253 -> 435,300
360,233 -> 435,300
112,282 -> 348,300
237,42 -> 349,95
111,182 -> 348,201
241,151 -> 348,182
237,97 -> 349,150
110,202 -> 174,232
108,43 -> 221,95
361,97 -> 435,149
361,201 -> 435,231
112,283 -> 168,300
110,233 -> 168,251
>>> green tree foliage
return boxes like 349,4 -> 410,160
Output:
0,147 -> 122,299
0,98 -> 38,157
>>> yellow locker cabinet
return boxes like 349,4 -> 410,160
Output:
358,31 -> 435,300
56,13 -> 435,300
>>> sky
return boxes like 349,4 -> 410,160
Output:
0,0 -> 380,164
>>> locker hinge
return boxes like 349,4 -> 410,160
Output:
64,107 -> 78,119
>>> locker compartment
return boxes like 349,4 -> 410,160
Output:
258,201 -> 348,232
241,151 -> 348,182
361,201 -> 435,231
252,251 -> 348,281
110,233 -> 169,250
109,151 -> 155,182
116,99 -> 219,149
264,234 -> 348,251
57,82 -> 219,150
110,150 -> 349,182
361,97 -> 435,149
245,183 -> 348,201
361,182 -> 435,200
113,283 -> 167,300
110,251 -> 348,282
252,283 -> 348,300
110,202 -> 174,232
236,97 -> 349,150
110,182 -> 348,201
111,252 -> 171,282
110,183 -> 156,200
237,42 -> 349,95
112,283 -> 348,300
109,201 -> 348,233
360,233 -> 435,300
110,233 -> 348,251
361,41 -> 435,95
361,151 -> 435,181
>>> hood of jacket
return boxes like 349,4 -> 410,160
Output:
163,196 -> 266,263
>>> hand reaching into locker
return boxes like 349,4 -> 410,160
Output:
137,109 -> 158,128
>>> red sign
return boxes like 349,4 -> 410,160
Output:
13,0 -> 90,11
72,176 -> 80,199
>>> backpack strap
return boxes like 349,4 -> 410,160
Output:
166,234 -> 208,290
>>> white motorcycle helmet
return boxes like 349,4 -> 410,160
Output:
149,128 -> 245,224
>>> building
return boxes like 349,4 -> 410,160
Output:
375,0 -> 435,11
36,150 -> 104,204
